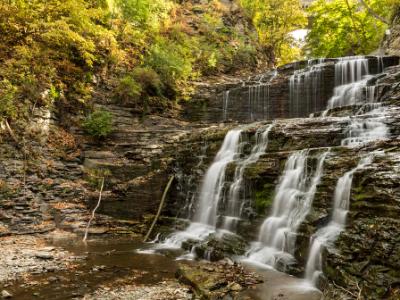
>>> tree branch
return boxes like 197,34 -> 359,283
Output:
358,0 -> 390,25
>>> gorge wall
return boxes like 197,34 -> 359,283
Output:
162,60 -> 400,300
182,56 -> 399,123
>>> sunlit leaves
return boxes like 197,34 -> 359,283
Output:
239,0 -> 307,65
306,0 -> 395,58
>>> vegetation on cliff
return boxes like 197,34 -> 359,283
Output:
0,0 -> 266,130
0,0 -> 399,136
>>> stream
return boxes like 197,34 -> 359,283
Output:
4,235 -> 324,300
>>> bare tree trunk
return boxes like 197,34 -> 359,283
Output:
83,177 -> 105,242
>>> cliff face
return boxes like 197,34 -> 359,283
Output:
168,60 -> 400,299
384,7 -> 400,56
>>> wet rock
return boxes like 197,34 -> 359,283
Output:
176,261 -> 262,299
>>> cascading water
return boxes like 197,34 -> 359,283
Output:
222,124 -> 274,231
341,107 -> 389,147
194,129 -> 243,226
158,129 -> 243,249
289,60 -> 326,117
223,90 -> 230,121
245,150 -> 329,268
248,70 -> 278,121
325,57 -> 372,111
305,154 -> 375,284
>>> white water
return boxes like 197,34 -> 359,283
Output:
194,129 -> 243,226
245,150 -> 329,268
289,60 -> 325,117
341,107 -> 389,147
157,129 -> 243,250
223,124 -> 274,231
223,90 -> 230,121
305,154 -> 374,284
326,57 -> 371,110
248,70 -> 278,120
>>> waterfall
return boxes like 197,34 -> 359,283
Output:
289,60 -> 325,118
222,70 -> 278,122
335,56 -> 369,85
326,56 -> 373,112
194,129 -> 243,226
222,124 -> 274,232
223,90 -> 230,121
159,129 -> 243,249
305,154 -> 374,284
248,79 -> 276,120
245,150 -> 329,268
341,107 -> 389,147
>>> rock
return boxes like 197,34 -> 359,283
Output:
176,261 -> 262,299
228,282 -> 242,291
34,252 -> 54,260
1,290 -> 12,299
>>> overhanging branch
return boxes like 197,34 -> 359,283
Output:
359,0 -> 390,25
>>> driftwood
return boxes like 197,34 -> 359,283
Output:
143,175 -> 175,242
83,177 -> 105,242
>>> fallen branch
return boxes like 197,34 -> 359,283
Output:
143,175 -> 175,242
332,280 -> 358,299
83,177 -> 105,242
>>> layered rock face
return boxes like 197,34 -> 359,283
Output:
167,62 -> 400,299
182,56 -> 399,123
384,8 -> 400,56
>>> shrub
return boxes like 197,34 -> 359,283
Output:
132,67 -> 163,96
83,110 -> 113,138
0,80 -> 17,121
115,75 -> 142,105
145,37 -> 194,86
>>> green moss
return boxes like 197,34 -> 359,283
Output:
255,183 -> 275,215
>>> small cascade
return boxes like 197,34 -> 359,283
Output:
335,56 -> 369,85
194,129 -> 243,226
222,124 -> 274,231
223,90 -> 230,121
245,150 -> 329,268
158,129 -> 243,250
289,60 -> 326,117
325,56 -> 375,112
247,70 -> 278,121
305,154 -> 374,284
341,107 -> 389,147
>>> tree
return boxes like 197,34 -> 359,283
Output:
306,0 -> 397,58
239,0 -> 307,65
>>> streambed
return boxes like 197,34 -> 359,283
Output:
2,234 -> 323,300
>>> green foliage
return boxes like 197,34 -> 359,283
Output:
83,110 -> 113,138
114,0 -> 172,29
145,37 -> 195,87
239,0 -> 307,65
132,67 -> 163,96
306,0 -> 395,57
115,75 -> 143,105
85,167 -> 112,188
254,183 -> 275,215
0,80 -> 17,120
